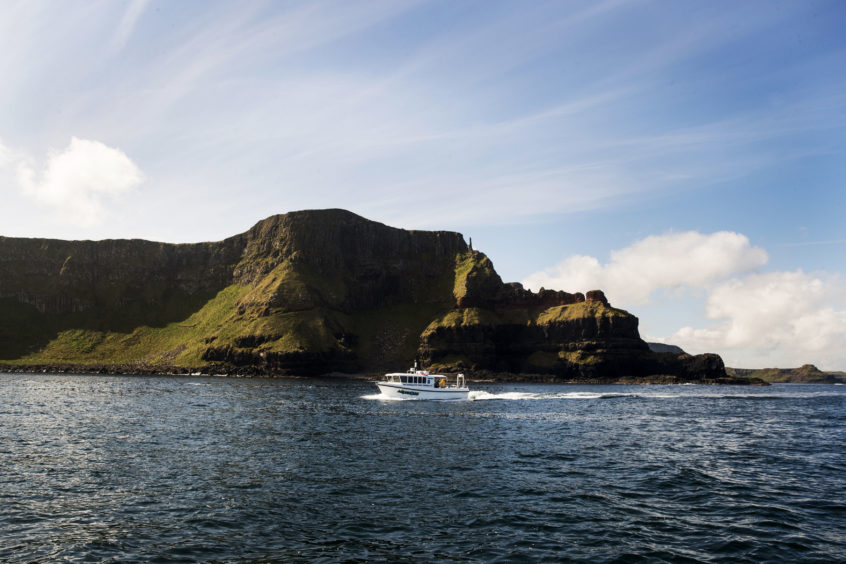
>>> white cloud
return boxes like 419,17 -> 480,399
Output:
669,271 -> 846,369
17,137 -> 143,226
522,231 -> 768,305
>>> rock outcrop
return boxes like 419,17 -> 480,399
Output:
0,209 -> 748,382
648,342 -> 687,355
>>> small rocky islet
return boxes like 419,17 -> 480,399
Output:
0,209 -> 764,384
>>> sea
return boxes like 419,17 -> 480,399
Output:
1,375 -> 844,563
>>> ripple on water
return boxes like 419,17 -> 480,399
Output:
1,376 -> 845,562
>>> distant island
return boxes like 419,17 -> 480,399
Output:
728,364 -> 846,384
647,343 -> 844,384
0,209 -> 764,384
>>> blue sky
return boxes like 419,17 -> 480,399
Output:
1,0 -> 845,369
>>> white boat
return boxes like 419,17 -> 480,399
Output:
375,364 -> 469,400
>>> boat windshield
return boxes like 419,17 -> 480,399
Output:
397,374 -> 431,385
384,371 -> 463,389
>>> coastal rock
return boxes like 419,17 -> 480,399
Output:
647,342 -> 687,355
585,290 -> 608,305
0,209 -> 740,382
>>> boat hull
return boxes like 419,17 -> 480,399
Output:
375,382 -> 469,400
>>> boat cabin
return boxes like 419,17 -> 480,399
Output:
384,369 -> 463,389
385,372 -> 449,388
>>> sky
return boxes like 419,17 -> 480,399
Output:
1,0 -> 845,369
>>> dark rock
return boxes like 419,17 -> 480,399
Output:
585,290 -> 608,305
647,342 -> 687,355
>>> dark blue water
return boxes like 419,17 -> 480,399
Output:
1,376 -> 845,562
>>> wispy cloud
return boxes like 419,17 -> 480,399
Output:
0,139 -> 10,168
780,239 -> 846,247
109,0 -> 151,55
0,1 -> 844,241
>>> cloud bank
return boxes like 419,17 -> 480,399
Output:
671,271 -> 846,368
522,231 -> 768,305
523,232 -> 846,369
16,137 -> 143,226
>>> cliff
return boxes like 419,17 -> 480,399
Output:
0,209 -> 752,382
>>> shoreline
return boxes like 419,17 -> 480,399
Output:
0,364 -> 768,385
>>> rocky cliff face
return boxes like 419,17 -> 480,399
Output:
0,236 -> 242,315
0,209 -> 738,382
418,279 -> 732,382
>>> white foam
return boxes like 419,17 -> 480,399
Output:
469,391 -> 538,401
468,390 -> 631,401
361,393 -> 405,401
363,388 -> 845,402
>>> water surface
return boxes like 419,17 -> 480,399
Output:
1,375 -> 844,562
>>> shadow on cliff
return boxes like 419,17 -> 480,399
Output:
0,289 -> 220,361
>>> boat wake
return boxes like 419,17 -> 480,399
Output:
363,389 -> 844,402
360,391 -> 629,401
468,391 -> 636,401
